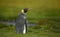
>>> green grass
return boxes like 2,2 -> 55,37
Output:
0,26 -> 60,37
0,0 -> 60,22
0,6 -> 60,22
0,0 -> 60,37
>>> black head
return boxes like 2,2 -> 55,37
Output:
24,8 -> 28,13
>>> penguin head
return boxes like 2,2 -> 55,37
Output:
21,8 -> 28,13
24,8 -> 28,13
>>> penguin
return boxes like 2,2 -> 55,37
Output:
15,8 -> 28,34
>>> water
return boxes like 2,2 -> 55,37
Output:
0,21 -> 37,27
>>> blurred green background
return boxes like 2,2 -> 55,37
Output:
0,0 -> 60,37
0,0 -> 60,21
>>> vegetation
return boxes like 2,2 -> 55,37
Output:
0,0 -> 60,37
0,25 -> 60,37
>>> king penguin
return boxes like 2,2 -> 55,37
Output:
15,8 -> 28,34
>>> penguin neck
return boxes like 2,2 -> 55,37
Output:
21,12 -> 26,16
21,9 -> 27,16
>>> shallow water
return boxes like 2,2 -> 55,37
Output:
0,21 -> 37,27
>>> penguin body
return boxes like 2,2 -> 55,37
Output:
15,9 -> 28,34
